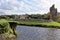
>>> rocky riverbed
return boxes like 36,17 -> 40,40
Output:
0,34 -> 16,40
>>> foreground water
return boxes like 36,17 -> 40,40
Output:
16,25 -> 60,40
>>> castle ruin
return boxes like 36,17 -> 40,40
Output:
50,4 -> 57,21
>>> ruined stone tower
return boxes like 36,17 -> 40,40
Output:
50,4 -> 57,21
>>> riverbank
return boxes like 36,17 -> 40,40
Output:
1,19 -> 60,40
0,19 -> 13,34
16,20 -> 60,28
0,34 -> 16,40
0,19 -> 60,40
0,19 -> 17,40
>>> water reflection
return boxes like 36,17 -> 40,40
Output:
47,28 -> 56,40
16,25 -> 60,40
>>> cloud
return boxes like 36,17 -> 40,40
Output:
19,1 -> 24,9
0,0 -> 60,15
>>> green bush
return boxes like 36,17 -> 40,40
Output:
0,19 -> 13,34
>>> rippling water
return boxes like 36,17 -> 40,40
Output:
16,25 -> 60,40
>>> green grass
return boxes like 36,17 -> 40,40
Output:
0,19 -> 13,34
17,20 -> 60,28
7,20 -> 60,28
8,20 -> 18,24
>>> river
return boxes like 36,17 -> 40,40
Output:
16,25 -> 60,40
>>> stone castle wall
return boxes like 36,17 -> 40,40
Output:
50,4 -> 57,21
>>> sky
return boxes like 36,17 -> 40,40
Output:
0,0 -> 60,15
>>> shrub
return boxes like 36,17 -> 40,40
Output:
0,19 -> 13,34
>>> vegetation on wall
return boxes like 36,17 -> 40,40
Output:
0,19 -> 17,36
0,19 -> 14,35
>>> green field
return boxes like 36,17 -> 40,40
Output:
17,20 -> 60,28
6,19 -> 60,28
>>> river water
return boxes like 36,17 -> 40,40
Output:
16,25 -> 60,40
